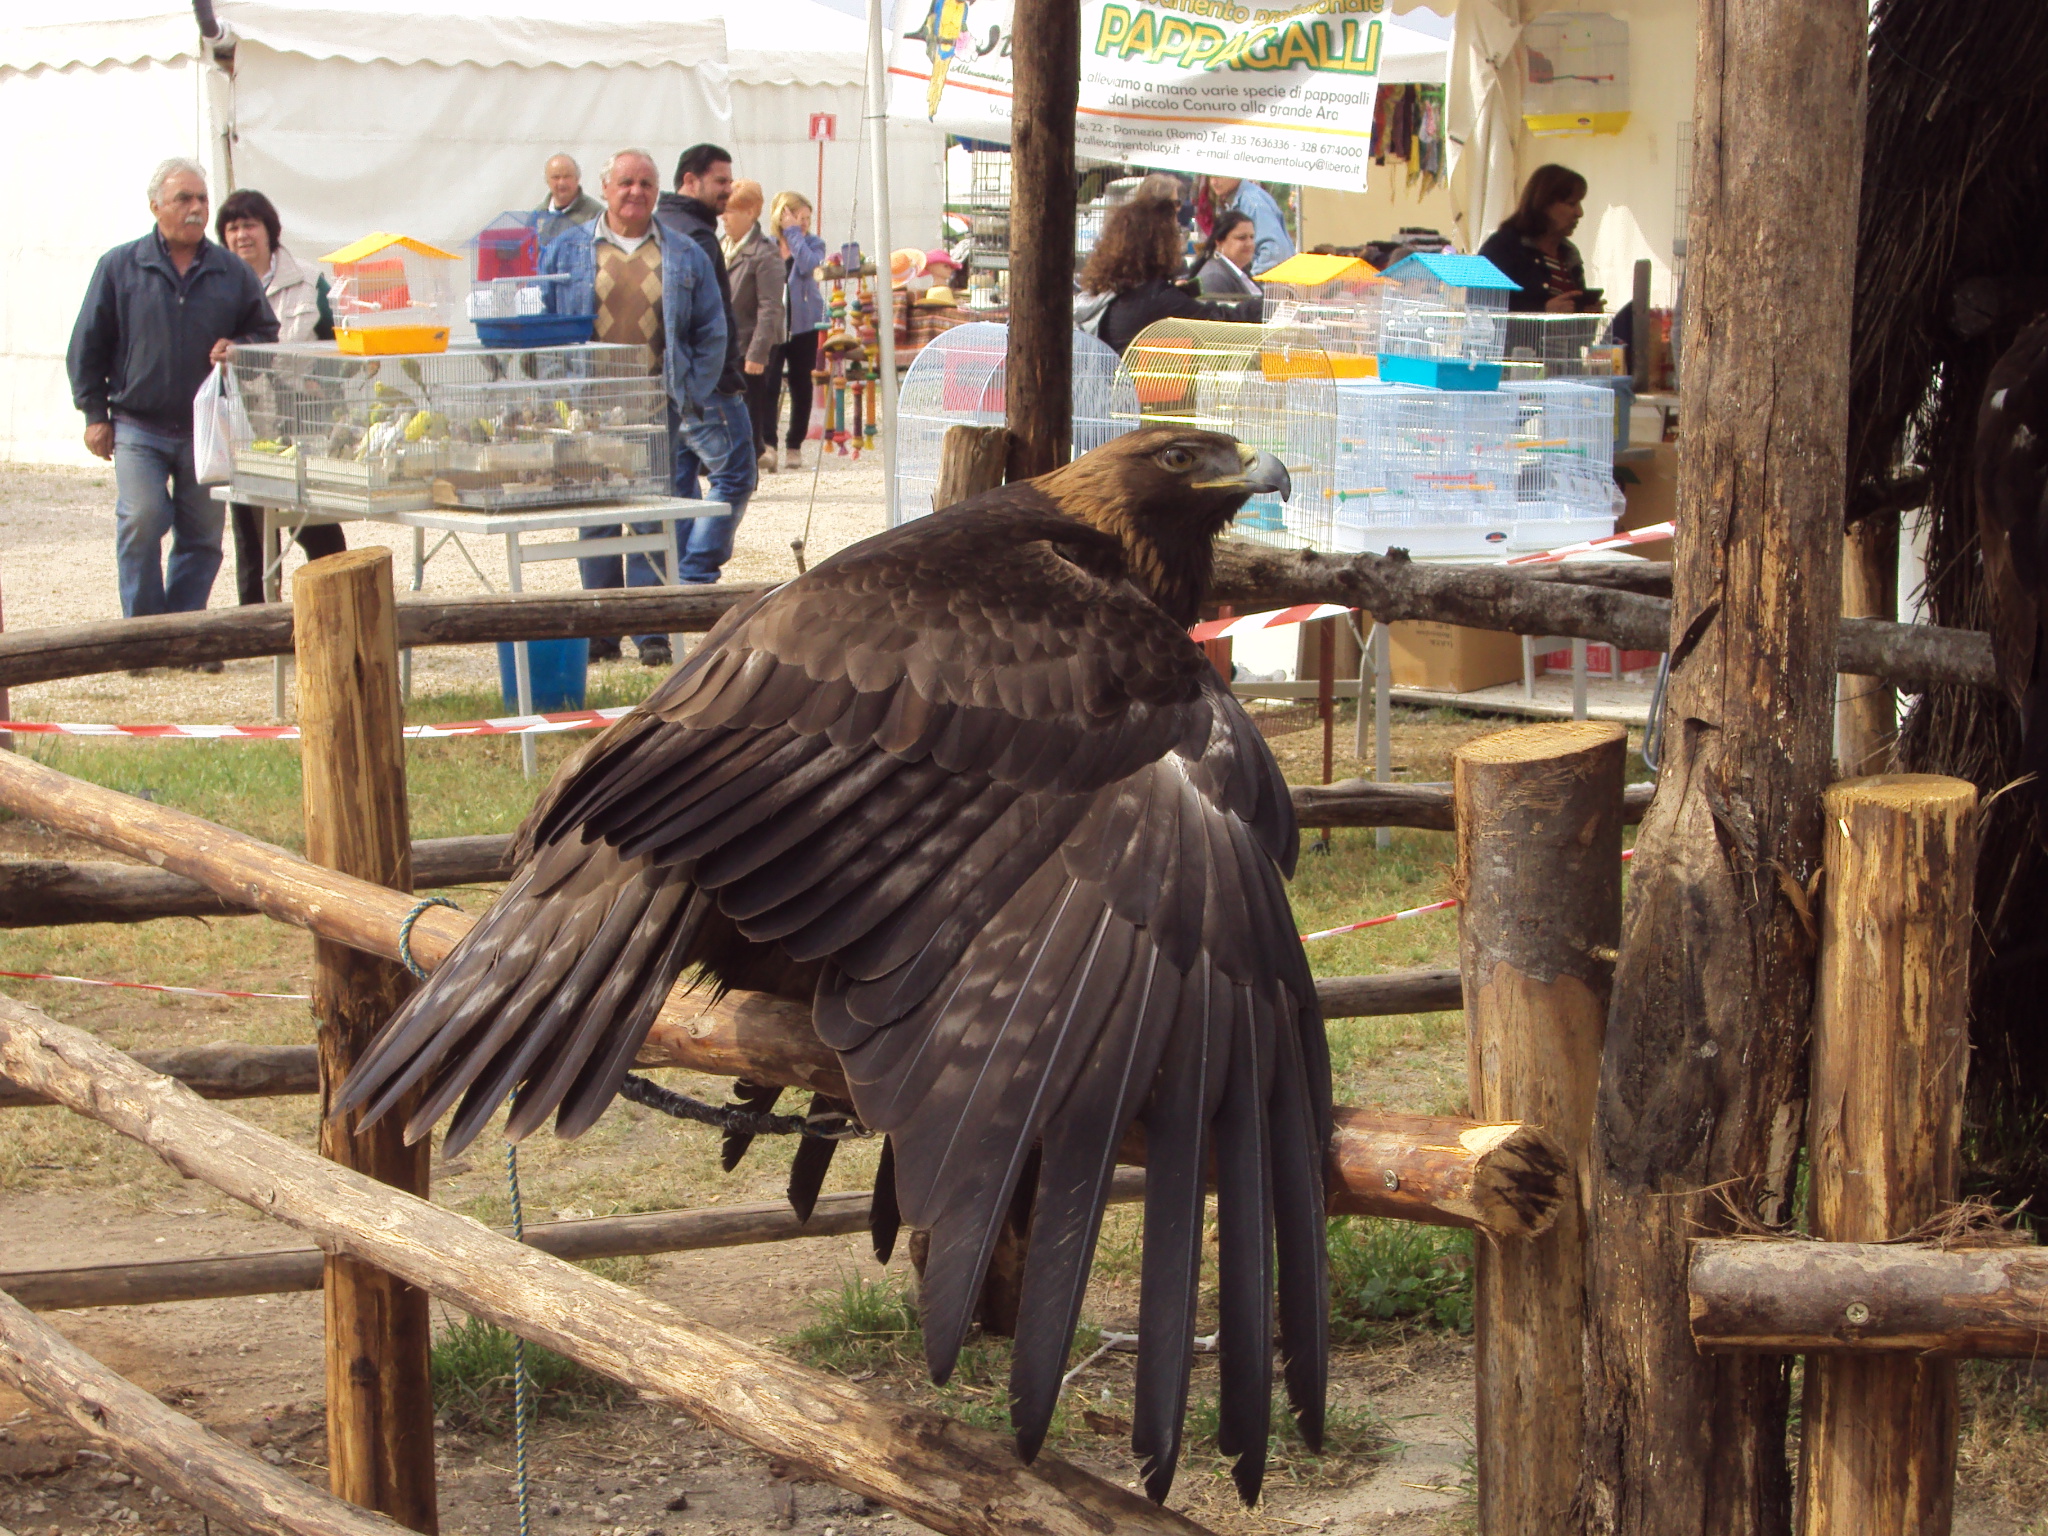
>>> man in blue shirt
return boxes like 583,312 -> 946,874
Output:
540,148 -> 728,667
1207,176 -> 1297,275
68,157 -> 278,622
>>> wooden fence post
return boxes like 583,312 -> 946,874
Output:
295,548 -> 437,1534
1003,0 -> 1078,481
1800,774 -> 1976,1535
1453,721 -> 1625,1535
1838,518 -> 1900,775
934,423 -> 1012,509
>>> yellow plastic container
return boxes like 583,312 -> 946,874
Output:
335,324 -> 452,356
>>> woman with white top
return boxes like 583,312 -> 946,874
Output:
216,188 -> 343,605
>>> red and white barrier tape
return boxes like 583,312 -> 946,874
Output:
0,968 -> 310,1001
2,706 -> 635,742
1299,848 -> 1634,944
1188,603 -> 1353,644
1507,522 -> 1674,565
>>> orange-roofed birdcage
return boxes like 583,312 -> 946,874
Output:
1112,318 -> 1336,551
1258,253 -> 1388,379
319,233 -> 462,355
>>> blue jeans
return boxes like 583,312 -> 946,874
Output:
576,520 -> 675,650
670,392 -> 756,583
113,422 -> 223,617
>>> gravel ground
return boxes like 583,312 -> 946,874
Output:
0,446 -> 888,725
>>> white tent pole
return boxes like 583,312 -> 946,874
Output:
865,0 -> 900,524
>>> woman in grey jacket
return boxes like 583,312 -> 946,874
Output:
721,180 -> 789,470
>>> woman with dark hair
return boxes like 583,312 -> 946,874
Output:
1078,195 -> 1256,354
1477,163 -> 1597,314
1193,210 -> 1260,297
216,188 -> 344,604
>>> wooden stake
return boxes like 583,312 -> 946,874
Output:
1577,0 -> 1868,1528
1003,0 -> 1078,480
1454,721 -> 1625,1535
934,423 -> 1011,510
0,1288 -> 413,1536
293,548 -> 437,1534
1837,517 -> 1900,775
1800,774 -> 1977,1536
0,998 -> 1216,1536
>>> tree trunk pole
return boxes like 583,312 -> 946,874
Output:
294,548 -> 438,1534
1004,0 -> 1077,479
1800,774 -> 1976,1536
1837,517 -> 1900,775
935,422 -> 1013,509
1454,722 -> 1624,1536
1580,0 -> 1867,1530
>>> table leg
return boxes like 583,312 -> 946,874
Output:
506,532 -> 537,779
1373,623 -> 1392,852
403,526 -> 425,700
1571,637 -> 1588,721
1522,636 -> 1537,701
662,518 -> 685,660
265,508 -> 287,720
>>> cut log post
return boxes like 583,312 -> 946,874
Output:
1321,1110 -> 1568,1236
1003,0 -> 1077,481
294,549 -> 437,1534
0,997 -> 1217,1536
0,562 -> 1991,693
1454,721 -> 1625,1536
934,424 -> 1011,509
1580,0 -> 1869,1527
1689,1239 -> 2048,1356
0,1288 -> 414,1536
1800,774 -> 1977,1536
1,1172 -> 1151,1313
0,754 -> 1566,1235
1837,517 -> 1901,775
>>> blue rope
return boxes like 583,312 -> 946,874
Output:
506,1137 -> 533,1536
395,896 -> 461,980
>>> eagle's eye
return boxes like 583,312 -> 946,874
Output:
1158,447 -> 1196,472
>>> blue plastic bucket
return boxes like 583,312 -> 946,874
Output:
497,639 -> 590,714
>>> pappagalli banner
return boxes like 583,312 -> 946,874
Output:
888,0 -> 1387,191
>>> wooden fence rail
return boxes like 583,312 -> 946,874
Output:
0,558 -> 1992,692
0,996 -> 1217,1536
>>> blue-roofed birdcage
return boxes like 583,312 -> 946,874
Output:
1376,252 -> 1521,391
892,323 -> 1136,520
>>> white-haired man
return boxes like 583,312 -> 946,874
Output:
535,153 -> 602,244
67,158 -> 277,623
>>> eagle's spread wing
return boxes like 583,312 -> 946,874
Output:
1978,321 -> 2048,793
336,493 -> 1328,1502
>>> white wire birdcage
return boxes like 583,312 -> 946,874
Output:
1113,319 -> 1337,551
892,323 -> 1136,519
1376,253 -> 1520,390
1330,381 -> 1519,556
1258,253 -> 1387,379
1501,312 -> 1617,380
226,342 -> 668,515
1507,378 -> 1623,551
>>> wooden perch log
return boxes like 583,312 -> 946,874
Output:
0,562 -> 1989,692
1689,1239 -> 2048,1357
0,1287 -> 414,1536
0,751 -> 1562,1235
0,835 -> 516,927
1,1174 -> 1151,1314
0,783 -> 1652,930
0,997 -> 1216,1536
1322,1111 -> 1567,1236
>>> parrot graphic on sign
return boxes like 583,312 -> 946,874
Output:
917,0 -> 973,117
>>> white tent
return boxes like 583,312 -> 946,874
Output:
0,0 -> 945,464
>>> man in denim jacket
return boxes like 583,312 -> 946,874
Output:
540,148 -> 729,666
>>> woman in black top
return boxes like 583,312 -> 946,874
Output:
1080,195 -> 1260,353
1477,163 -> 1597,314
1193,211 -> 1261,297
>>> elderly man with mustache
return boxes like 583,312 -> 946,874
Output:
68,157 -> 278,625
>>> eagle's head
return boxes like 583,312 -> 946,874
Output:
1034,428 -> 1290,625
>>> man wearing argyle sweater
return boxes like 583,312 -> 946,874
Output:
540,148 -> 728,665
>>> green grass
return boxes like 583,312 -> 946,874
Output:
1180,1390 -> 1392,1486
1328,1216 -> 1475,1337
430,1316 -> 625,1434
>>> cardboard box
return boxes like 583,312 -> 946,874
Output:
1612,441 -> 1676,562
1389,620 -> 1526,693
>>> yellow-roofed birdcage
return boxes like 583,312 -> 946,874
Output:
1257,253 -> 1388,379
320,233 -> 462,355
1112,318 -> 1336,550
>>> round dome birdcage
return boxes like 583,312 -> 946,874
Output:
1111,318 -> 1337,550
892,323 -> 1136,520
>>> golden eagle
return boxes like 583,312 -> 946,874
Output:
335,428 -> 1327,1503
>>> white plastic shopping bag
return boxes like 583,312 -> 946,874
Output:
192,363 -> 246,485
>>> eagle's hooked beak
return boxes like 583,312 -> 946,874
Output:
1193,445 -> 1292,501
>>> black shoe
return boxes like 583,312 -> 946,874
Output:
637,638 -> 673,669
182,660 -> 224,674
588,638 -> 622,662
